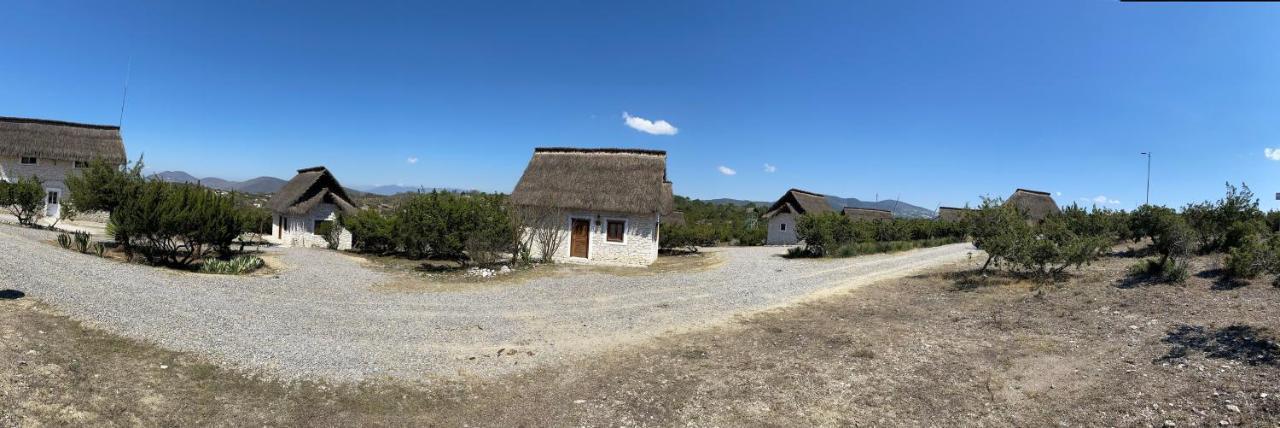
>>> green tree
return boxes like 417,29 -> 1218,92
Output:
966,197 -> 1030,273
795,212 -> 854,257
0,176 -> 46,226
65,157 -> 145,215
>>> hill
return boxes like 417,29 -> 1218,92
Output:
151,171 -> 363,196
703,194 -> 935,218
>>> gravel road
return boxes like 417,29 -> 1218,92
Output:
0,224 -> 978,382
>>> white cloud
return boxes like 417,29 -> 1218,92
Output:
406,157 -> 419,164
717,166 -> 737,176
1084,195 -> 1120,205
1056,191 -> 1062,196
1266,148 -> 1280,161
622,112 -> 678,135
763,163 -> 777,173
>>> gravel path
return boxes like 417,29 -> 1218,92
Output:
0,224 -> 978,382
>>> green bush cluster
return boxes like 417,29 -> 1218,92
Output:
341,191 -> 513,265
967,197 -> 1109,280
659,197 -> 766,250
1182,182 -> 1267,253
199,255 -> 265,275
791,212 -> 968,257
110,180 -> 246,266
0,176 -> 47,226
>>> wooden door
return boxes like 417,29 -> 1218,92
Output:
570,218 -> 590,258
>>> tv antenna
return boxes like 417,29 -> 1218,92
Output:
118,57 -> 132,128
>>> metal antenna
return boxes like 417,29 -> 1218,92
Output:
118,57 -> 132,128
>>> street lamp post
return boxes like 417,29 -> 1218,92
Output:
1140,152 -> 1151,206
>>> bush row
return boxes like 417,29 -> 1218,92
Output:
340,191 -> 515,265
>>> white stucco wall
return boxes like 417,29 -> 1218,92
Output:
0,155 -> 81,217
269,202 -> 352,250
527,211 -> 661,267
766,212 -> 799,245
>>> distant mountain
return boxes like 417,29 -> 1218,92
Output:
703,194 -> 935,219
361,184 -> 435,196
153,171 -> 200,184
236,176 -> 289,194
704,198 -> 768,207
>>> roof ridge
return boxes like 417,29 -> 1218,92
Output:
1014,188 -> 1052,196
534,147 -> 666,156
787,188 -> 825,197
844,206 -> 891,213
0,116 -> 120,130
296,166 -> 328,173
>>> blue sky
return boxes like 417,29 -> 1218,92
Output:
3,1 -> 1280,210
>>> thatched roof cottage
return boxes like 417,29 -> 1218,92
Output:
936,206 -> 970,222
267,166 -> 358,250
1004,188 -> 1060,223
510,147 -> 675,266
843,207 -> 893,222
762,188 -> 833,245
0,116 -> 126,219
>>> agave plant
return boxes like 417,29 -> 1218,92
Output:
91,242 -> 106,257
56,233 -> 72,249
199,255 -> 266,275
72,231 -> 91,253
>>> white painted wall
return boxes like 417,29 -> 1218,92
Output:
766,212 -> 799,245
527,211 -> 661,267
269,202 -> 353,250
0,155 -> 80,217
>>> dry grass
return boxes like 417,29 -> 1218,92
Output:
3,250 -> 1279,426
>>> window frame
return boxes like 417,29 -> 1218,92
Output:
20,156 -> 37,165
605,218 -> 627,244
73,160 -> 89,168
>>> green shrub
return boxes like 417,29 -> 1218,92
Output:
111,180 -> 245,266
341,209 -> 396,253
72,231 -> 91,253
795,212 -> 854,257
65,157 -> 145,214
1184,182 -> 1265,253
0,176 -> 46,226
57,233 -> 72,249
966,197 -> 1031,273
1127,258 -> 1189,284
659,223 -> 717,252
1224,235 -> 1267,279
90,242 -> 106,257
392,191 -> 512,263
668,196 -> 767,246
199,255 -> 265,275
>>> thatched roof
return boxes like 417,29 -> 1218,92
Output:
510,148 -> 675,215
843,207 -> 893,221
1004,188 -> 1060,222
268,166 -> 359,216
763,188 -> 834,218
0,117 -> 126,164
936,206 -> 970,222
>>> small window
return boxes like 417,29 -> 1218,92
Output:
46,191 -> 59,205
780,223 -> 786,231
74,161 -> 89,168
20,157 -> 37,165
606,220 -> 625,242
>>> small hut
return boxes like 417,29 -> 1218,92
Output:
843,207 -> 893,222
1004,188 -> 1060,223
936,206 -> 970,222
510,147 -> 675,266
268,166 -> 358,249
762,188 -> 834,245
0,117 -> 127,219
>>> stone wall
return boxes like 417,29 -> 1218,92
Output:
527,211 -> 660,267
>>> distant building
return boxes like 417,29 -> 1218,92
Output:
936,206 -> 970,222
510,147 -> 675,266
267,166 -> 357,250
1004,188 -> 1060,223
0,116 -> 127,218
843,207 -> 893,222
762,188 -> 834,245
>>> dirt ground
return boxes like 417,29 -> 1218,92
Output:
2,249 -> 1278,426
367,250 -> 723,292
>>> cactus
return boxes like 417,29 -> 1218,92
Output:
57,233 -> 72,249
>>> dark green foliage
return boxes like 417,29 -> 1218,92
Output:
72,231 -> 91,253
314,220 -> 337,249
341,209 -> 397,253
57,233 -> 72,249
658,197 -> 766,250
239,207 -> 272,235
0,176 -> 46,226
1061,203 -> 1130,243
1127,258 -> 1189,284
795,212 -> 855,257
1129,204 -> 1177,243
390,191 -> 513,264
658,222 -> 716,252
65,157 -> 145,214
1183,182 -> 1265,253
1224,234 -> 1268,280
110,180 -> 246,266
967,197 -> 1030,273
